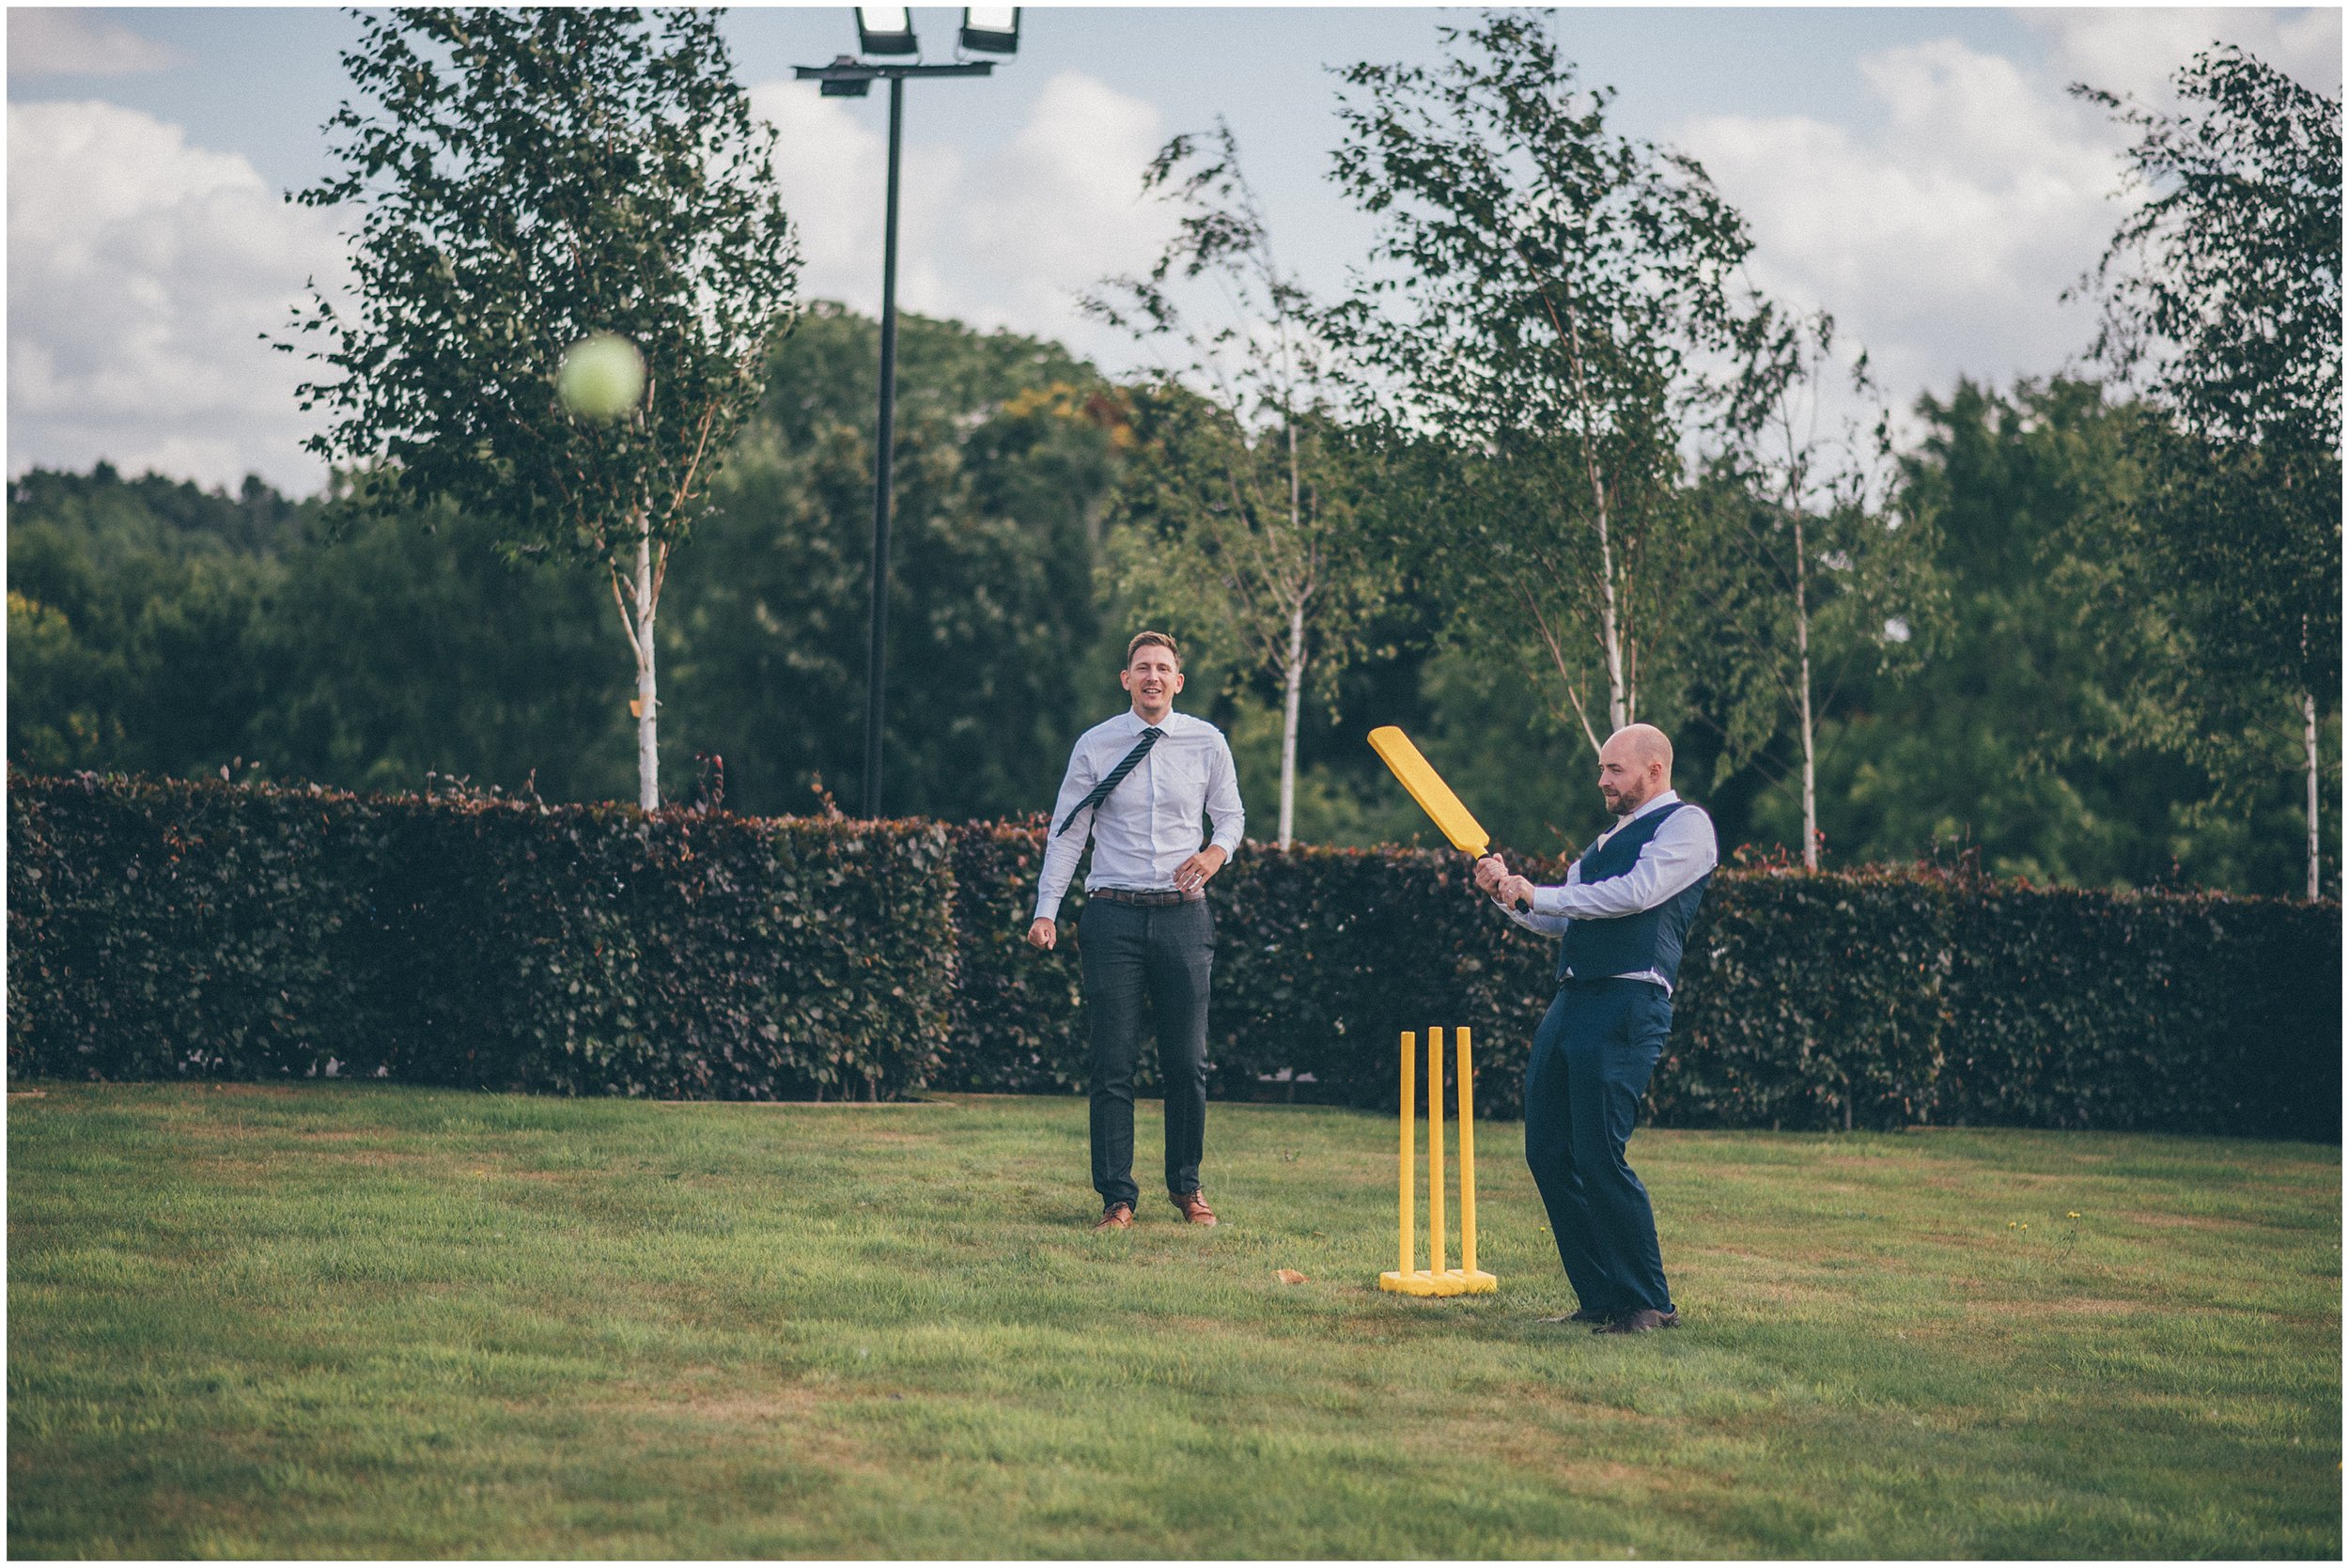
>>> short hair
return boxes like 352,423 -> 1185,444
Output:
1126,630 -> 1181,669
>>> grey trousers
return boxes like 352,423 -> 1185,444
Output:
1077,897 -> 1214,1207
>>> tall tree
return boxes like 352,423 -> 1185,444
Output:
6,467 -> 292,780
1696,302 -> 1915,867
2074,45 -> 2341,897
1327,11 -> 1751,754
283,7 -> 796,810
1801,377 -> 2315,894
669,304 -> 1126,819
1084,122 -> 1388,847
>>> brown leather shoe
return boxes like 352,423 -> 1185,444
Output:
1595,1307 -> 1681,1334
1093,1203 -> 1134,1231
1170,1189 -> 1218,1226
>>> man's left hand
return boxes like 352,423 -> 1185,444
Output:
1492,873 -> 1535,909
1174,846 -> 1227,894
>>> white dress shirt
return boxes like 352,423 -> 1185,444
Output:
1034,708 -> 1245,921
1498,789 -> 1719,991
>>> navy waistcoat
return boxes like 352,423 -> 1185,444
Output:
1557,800 -> 1711,987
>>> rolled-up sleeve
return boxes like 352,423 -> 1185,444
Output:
1034,742 -> 1099,922
1205,732 -> 1244,857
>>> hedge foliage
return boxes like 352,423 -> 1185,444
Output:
8,774 -> 2339,1138
8,772 -> 951,1099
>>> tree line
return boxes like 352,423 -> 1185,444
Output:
7,10 -> 2337,899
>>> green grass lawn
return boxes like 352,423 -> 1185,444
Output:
8,1084 -> 2340,1558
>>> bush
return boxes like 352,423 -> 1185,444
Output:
8,774 -> 2338,1137
937,818 -> 1087,1094
1658,869 -> 1954,1132
1941,883 -> 2341,1141
7,771 -> 390,1081
8,771 -> 954,1099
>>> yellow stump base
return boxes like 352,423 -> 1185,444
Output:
1379,1267 -> 1498,1296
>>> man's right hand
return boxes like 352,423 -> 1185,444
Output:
1473,854 -> 1508,893
1026,917 -> 1058,952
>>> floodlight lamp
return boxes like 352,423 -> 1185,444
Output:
960,7 -> 1019,54
856,7 -> 918,55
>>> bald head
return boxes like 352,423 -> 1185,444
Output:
1596,723 -> 1673,816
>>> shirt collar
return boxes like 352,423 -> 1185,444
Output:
1122,706 -> 1177,732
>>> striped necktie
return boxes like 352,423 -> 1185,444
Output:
1056,727 -> 1165,836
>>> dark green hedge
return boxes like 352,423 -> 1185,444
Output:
8,772 -> 952,1098
938,818 -> 1087,1094
9,774 -> 2339,1138
944,827 -> 2336,1140
1940,884 -> 2341,1141
7,771 -> 386,1081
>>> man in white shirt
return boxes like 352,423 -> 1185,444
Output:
1027,631 -> 1246,1231
1475,722 -> 1718,1333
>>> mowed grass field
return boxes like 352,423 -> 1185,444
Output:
8,1084 -> 2340,1559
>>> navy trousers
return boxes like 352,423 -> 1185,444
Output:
1077,897 -> 1214,1207
1523,978 -> 1676,1315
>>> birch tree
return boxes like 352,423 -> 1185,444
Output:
1083,122 -> 1387,847
1697,302 -> 1915,867
283,7 -> 796,811
1327,12 -> 1750,755
2075,45 -> 2341,898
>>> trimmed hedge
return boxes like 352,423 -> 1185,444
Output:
8,773 -> 2339,1138
1940,884 -> 2341,1141
7,771 -> 387,1082
8,773 -> 952,1099
929,825 -> 2338,1139
1660,871 -> 1955,1133
938,818 -> 1087,1094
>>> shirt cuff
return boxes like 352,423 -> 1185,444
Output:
1034,893 -> 1064,923
1209,832 -> 1241,858
1529,883 -> 1577,918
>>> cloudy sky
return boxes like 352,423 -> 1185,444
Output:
8,4 -> 2341,495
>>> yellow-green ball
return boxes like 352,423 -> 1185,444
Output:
557,333 -> 646,421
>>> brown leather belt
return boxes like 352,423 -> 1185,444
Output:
1088,887 -> 1205,907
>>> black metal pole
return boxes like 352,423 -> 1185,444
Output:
863,74 -> 904,820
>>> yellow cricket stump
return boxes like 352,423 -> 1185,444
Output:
1378,1026 -> 1498,1296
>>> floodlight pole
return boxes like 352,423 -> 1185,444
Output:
866,72 -> 903,823
794,56 -> 994,819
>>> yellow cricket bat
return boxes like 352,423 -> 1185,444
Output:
1368,726 -> 1528,909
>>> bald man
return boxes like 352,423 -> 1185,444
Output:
1476,723 -> 1718,1334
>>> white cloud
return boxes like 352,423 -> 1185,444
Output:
8,70 -> 1174,498
7,100 -> 349,492
1681,11 -> 2339,434
751,69 -> 1174,368
8,8 -> 180,76
748,75 -> 961,320
1682,37 -> 2129,427
955,71 -> 1174,338
2020,6 -> 2343,102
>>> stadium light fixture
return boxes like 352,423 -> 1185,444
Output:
960,8 -> 1020,54
855,7 -> 918,55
